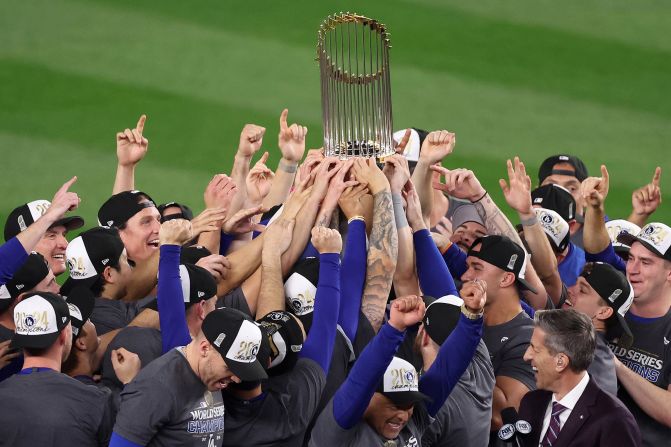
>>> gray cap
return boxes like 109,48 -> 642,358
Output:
448,199 -> 485,230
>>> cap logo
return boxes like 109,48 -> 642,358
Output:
608,289 -> 622,304
290,344 -> 302,352
285,273 -> 317,316
101,258 -> 109,266
507,254 -> 518,270
61,316 -> 67,323
541,213 -> 553,224
213,333 -> 226,347
389,367 -> 417,391
15,311 -> 48,333
225,320 -> 262,363
15,284 -> 25,291
638,224 -> 671,254
232,340 -> 259,362
18,215 -> 27,232
198,291 -> 205,298
533,198 -> 543,204
107,220 -> 114,226
559,155 -> 569,161
568,203 -> 574,218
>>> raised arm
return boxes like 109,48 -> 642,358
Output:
411,130 -> 456,222
113,115 -> 148,194
228,124 -> 265,217
582,165 -> 612,254
627,166 -> 662,227
615,356 -> 671,427
353,158 -> 398,333
198,174 -> 238,255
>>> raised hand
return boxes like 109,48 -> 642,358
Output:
403,181 -> 425,231
580,165 -> 609,210
191,208 -> 229,235
116,115 -> 149,167
278,109 -> 308,163
263,218 -> 295,254
431,165 -> 486,203
159,219 -> 193,246
111,348 -> 141,385
338,183 -> 370,220
460,279 -> 487,313
246,152 -> 275,205
394,128 -> 412,154
499,157 -> 533,215
318,160 -> 358,220
222,205 -> 266,235
204,174 -> 238,211
296,148 -> 325,185
196,254 -> 232,282
383,154 -> 411,193
238,124 -> 266,157
419,130 -> 456,164
352,157 -> 390,195
311,226 -> 343,254
388,295 -> 426,331
311,157 -> 342,201
0,340 -> 20,370
281,177 -> 314,220
632,167 -> 662,217
47,176 -> 81,218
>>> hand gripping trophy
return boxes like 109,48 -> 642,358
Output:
317,13 -> 394,161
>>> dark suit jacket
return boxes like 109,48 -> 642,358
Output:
518,378 -> 641,447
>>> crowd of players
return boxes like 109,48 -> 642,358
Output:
0,110 -> 668,447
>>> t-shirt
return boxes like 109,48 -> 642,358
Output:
609,309 -> 671,446
557,242 -> 585,287
222,358 -> 326,446
114,348 -> 226,447
588,332 -> 617,396
91,297 -> 141,335
309,398 -> 433,447
216,286 -> 252,317
421,340 -> 495,447
101,326 -> 163,391
0,369 -> 114,446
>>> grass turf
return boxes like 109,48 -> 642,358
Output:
0,0 -> 669,229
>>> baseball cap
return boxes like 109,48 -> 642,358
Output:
534,208 -> 570,253
538,155 -> 588,183
256,310 -> 305,375
145,263 -> 217,311
605,219 -> 641,255
531,184 -> 576,222
61,227 -> 126,295
98,190 -> 157,228
202,308 -> 268,381
180,245 -> 212,265
423,295 -> 464,345
580,262 -> 634,346
448,200 -> 485,230
158,202 -> 194,223
4,200 -> 84,242
0,252 -> 51,312
618,222 -> 671,262
284,257 -> 320,329
392,128 -> 429,168
376,356 -> 431,406
12,292 -> 70,350
468,235 -> 538,294
65,286 -> 95,340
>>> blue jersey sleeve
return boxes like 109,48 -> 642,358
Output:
0,237 -> 29,284
338,220 -> 366,342
157,245 -> 191,353
443,243 -> 468,281
414,229 -> 458,298
585,243 -> 626,272
109,432 -> 143,447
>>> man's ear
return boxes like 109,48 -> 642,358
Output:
595,306 -> 614,322
75,335 -> 88,352
556,353 -> 570,373
102,265 -> 114,283
500,271 -> 516,289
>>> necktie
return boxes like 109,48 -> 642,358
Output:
542,402 -> 567,446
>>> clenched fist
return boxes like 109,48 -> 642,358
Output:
388,295 -> 426,331
311,226 -> 342,254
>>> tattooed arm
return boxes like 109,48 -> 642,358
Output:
353,158 -> 398,332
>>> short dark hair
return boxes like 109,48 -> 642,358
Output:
534,309 -> 595,373
90,254 -> 123,296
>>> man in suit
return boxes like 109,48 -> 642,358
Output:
519,309 -> 640,446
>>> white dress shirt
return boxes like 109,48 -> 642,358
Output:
538,372 -> 590,446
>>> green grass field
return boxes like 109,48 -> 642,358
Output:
1,0 -> 670,229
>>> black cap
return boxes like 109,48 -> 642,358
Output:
538,155 -> 588,183
256,311 -> 305,376
531,184 -> 576,222
65,286 -> 95,340
158,202 -> 194,223
202,308 -> 268,381
98,190 -> 156,228
11,292 -> 70,349
61,227 -> 125,295
180,245 -> 212,265
0,253 -> 51,312
468,235 -> 538,294
422,295 -> 464,345
376,356 -> 431,405
284,257 -> 320,330
4,200 -> 84,242
145,263 -> 217,311
618,222 -> 671,262
580,262 -> 634,347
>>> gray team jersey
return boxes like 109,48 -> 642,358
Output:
0,369 -> 114,446
222,358 -> 326,446
91,297 -> 141,335
588,332 -> 617,396
421,340 -> 495,447
310,398 -> 432,447
101,326 -> 163,390
114,348 -> 226,447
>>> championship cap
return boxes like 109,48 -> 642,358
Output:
61,227 -> 125,295
256,310 -> 305,375
605,219 -> 641,255
4,200 -> 84,242
158,202 -> 194,223
538,154 -> 588,183
98,190 -> 157,228
202,308 -> 268,381
12,292 -> 70,349
0,252 -> 51,312
534,208 -> 570,253
377,356 -> 431,405
617,222 -> 671,262
531,184 -> 576,222
392,128 -> 429,167
145,263 -> 217,311
468,235 -> 537,294
65,286 -> 95,340
423,295 -> 464,345
580,262 -> 634,346
284,258 -> 320,329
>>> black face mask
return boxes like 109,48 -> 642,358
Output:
228,380 -> 261,391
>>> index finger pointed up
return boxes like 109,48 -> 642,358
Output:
600,164 -> 609,186
395,129 -> 412,154
59,176 -> 78,193
136,114 -> 147,133
652,166 -> 662,187
280,109 -> 289,130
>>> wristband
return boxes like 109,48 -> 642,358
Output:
520,215 -> 538,227
347,215 -> 365,224
392,193 -> 408,229
279,159 -> 298,173
472,190 -> 488,203
461,304 -> 484,320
